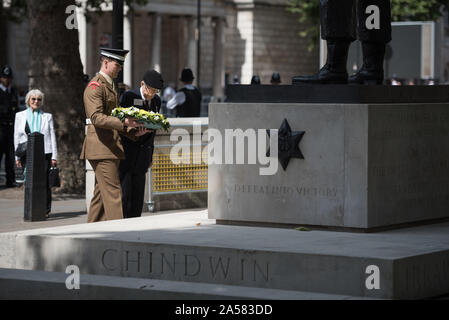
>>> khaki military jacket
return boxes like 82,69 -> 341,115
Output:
80,73 -> 136,160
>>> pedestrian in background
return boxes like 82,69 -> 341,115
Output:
167,68 -> 202,117
0,65 -> 19,188
251,75 -> 261,85
14,89 -> 57,218
162,81 -> 176,117
271,72 -> 282,85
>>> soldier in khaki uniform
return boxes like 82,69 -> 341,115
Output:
80,48 -> 148,223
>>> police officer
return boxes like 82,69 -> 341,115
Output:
271,72 -> 282,85
0,65 -> 19,187
119,69 -> 164,219
166,68 -> 202,117
80,48 -> 148,223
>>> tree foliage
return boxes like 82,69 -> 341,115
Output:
287,0 -> 449,49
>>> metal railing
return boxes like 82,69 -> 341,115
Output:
146,120 -> 208,212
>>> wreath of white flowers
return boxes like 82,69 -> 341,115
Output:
112,107 -> 170,130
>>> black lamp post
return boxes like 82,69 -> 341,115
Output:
197,0 -> 201,90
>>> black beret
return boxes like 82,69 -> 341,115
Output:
143,70 -> 164,90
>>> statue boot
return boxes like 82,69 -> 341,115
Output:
349,42 -> 386,85
292,39 -> 350,84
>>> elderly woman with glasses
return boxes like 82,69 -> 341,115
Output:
14,89 -> 58,218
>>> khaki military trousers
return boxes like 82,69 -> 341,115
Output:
88,159 -> 124,223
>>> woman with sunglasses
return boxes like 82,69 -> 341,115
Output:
14,89 -> 58,219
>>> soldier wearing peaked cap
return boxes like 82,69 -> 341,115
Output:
80,48 -> 150,223
0,65 -> 19,188
119,69 -> 164,218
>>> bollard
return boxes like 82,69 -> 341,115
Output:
24,132 -> 47,222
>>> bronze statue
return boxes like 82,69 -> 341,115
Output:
293,0 -> 391,85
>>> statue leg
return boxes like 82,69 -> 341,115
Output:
321,0 -> 356,42
293,0 -> 356,84
349,0 -> 392,84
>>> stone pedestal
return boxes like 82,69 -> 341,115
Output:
209,85 -> 449,231
1,212 -> 449,299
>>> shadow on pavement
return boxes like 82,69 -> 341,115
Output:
47,211 -> 87,221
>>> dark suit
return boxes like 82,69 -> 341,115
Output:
119,88 -> 161,218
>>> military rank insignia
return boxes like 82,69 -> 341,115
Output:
88,81 -> 101,90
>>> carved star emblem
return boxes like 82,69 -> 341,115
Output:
267,119 -> 305,171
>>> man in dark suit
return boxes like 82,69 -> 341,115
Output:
119,69 -> 164,218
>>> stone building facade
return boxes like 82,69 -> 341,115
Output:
77,0 -> 319,99
2,0 -> 319,99
5,0 -> 448,97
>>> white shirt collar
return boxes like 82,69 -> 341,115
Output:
184,84 -> 195,90
99,71 -> 113,85
140,87 -> 146,101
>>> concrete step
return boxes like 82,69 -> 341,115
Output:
0,268 -> 370,300
1,210 -> 449,299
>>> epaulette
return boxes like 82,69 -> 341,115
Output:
88,81 -> 101,90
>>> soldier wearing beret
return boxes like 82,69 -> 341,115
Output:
80,48 -> 149,223
0,65 -> 19,188
119,69 -> 164,219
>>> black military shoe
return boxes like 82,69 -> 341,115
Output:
349,42 -> 386,85
292,64 -> 348,84
292,39 -> 350,85
348,68 -> 384,85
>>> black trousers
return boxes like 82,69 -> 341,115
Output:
320,0 -> 391,43
119,170 -> 147,219
0,126 -> 16,185
22,153 -> 52,214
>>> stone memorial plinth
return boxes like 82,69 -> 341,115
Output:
1,212 -> 449,299
209,85 -> 449,231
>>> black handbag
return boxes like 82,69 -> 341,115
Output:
48,167 -> 61,188
15,142 -> 27,158
16,122 -> 31,158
